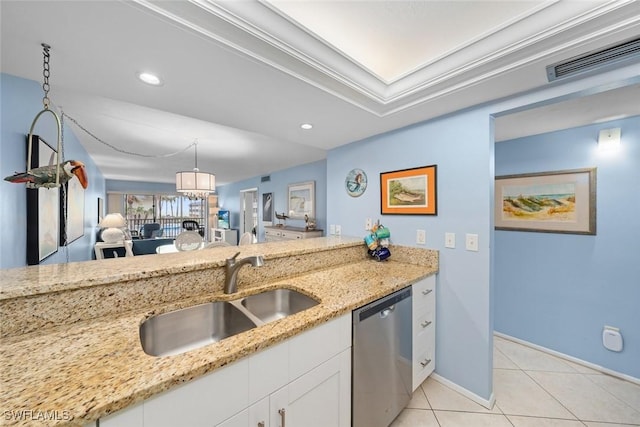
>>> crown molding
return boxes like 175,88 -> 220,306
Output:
132,0 -> 640,117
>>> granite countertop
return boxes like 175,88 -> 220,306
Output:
0,236 -> 363,300
0,239 -> 437,426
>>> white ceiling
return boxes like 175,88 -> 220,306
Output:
2,1 -> 639,186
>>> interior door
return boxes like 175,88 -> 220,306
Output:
240,188 -> 258,239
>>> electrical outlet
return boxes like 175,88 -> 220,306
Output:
335,225 -> 342,236
465,233 -> 479,251
445,232 -> 456,248
365,218 -> 372,230
329,224 -> 336,235
416,229 -> 426,245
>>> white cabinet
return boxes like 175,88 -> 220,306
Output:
143,358 -> 249,427
94,241 -> 134,260
225,350 -> 351,427
100,315 -> 350,427
97,404 -> 142,426
412,275 -> 436,390
212,228 -> 238,245
268,350 -> 351,427
264,227 -> 323,242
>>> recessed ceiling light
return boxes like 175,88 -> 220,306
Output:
301,123 -> 313,130
137,72 -> 163,86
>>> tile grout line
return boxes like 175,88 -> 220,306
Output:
519,367 -> 584,422
581,371 -> 640,417
419,383 -> 442,427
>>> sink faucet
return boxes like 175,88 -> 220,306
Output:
224,252 -> 264,294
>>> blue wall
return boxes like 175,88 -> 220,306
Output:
325,65 -> 640,401
494,116 -> 640,379
1,73 -> 105,269
327,109 -> 495,401
216,159 -> 327,241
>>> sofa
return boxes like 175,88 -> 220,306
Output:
132,238 -> 175,256
98,238 -> 175,258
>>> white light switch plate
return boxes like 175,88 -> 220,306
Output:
365,218 -> 372,230
445,232 -> 455,248
416,229 -> 426,245
466,234 -> 479,251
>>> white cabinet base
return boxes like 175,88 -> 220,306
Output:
101,315 -> 350,427
412,275 -> 436,390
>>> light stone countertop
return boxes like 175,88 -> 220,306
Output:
0,238 -> 437,426
0,236 -> 365,300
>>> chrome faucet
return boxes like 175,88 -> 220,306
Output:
223,252 -> 264,294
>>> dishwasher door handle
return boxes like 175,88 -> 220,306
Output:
380,305 -> 396,318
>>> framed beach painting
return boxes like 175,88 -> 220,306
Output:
26,134 -> 60,264
380,165 -> 437,215
262,192 -> 273,225
288,181 -> 315,219
60,174 -> 85,245
495,168 -> 596,235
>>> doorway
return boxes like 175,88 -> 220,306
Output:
239,188 -> 258,243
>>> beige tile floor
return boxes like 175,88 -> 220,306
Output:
391,336 -> 640,427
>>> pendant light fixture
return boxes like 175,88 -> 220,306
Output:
175,140 -> 215,200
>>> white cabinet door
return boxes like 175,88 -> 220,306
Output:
217,409 -> 249,427
270,349 -> 351,427
248,396 -> 270,427
248,340 -> 288,404
264,228 -> 283,242
288,314 -> 350,380
98,402 -> 143,427
144,358 -> 249,427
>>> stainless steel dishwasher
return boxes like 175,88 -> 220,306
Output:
352,287 -> 412,427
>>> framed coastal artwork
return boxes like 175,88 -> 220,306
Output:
288,181 -> 315,219
262,192 -> 273,225
60,174 -> 85,245
495,168 -> 596,235
380,165 -> 437,215
26,134 -> 60,264
97,197 -> 104,223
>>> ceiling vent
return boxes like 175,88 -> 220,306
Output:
546,37 -> 640,82
260,175 -> 271,182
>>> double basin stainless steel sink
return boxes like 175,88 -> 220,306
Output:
140,288 -> 319,357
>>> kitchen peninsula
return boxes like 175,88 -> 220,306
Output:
0,237 -> 438,426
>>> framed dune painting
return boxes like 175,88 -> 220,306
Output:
495,168 -> 596,235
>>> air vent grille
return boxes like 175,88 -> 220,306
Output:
260,175 -> 271,182
547,37 -> 640,82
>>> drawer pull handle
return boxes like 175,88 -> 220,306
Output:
279,408 -> 286,427
422,289 -> 433,296
420,358 -> 432,368
421,320 -> 432,328
258,422 -> 265,427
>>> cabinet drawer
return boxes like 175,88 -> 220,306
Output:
414,310 -> 434,345
265,229 -> 282,237
281,230 -> 302,239
413,276 -> 435,313
413,342 -> 435,389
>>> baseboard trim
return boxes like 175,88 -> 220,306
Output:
494,331 -> 640,386
430,373 -> 496,410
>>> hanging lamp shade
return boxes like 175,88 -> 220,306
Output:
176,169 -> 216,199
176,140 -> 215,199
